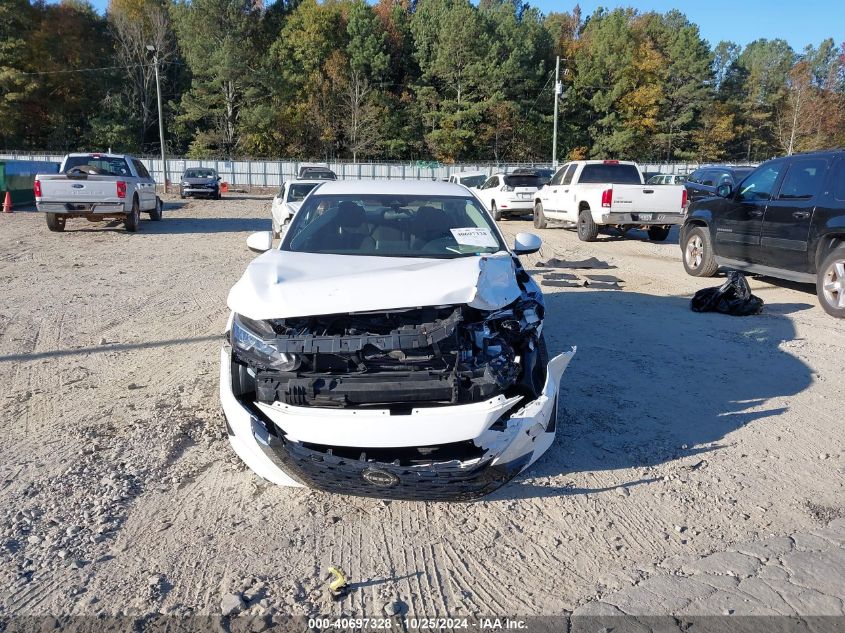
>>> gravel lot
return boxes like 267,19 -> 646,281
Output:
0,194 -> 843,620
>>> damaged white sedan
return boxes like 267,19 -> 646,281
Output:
220,180 -> 574,500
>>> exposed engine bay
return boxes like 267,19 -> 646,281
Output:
231,296 -> 546,409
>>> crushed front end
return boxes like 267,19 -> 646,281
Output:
220,264 -> 574,501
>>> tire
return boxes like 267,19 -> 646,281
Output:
491,201 -> 502,221
180,189 -> 185,199
648,225 -> 671,241
817,246 -> 845,318
533,202 -> 547,229
149,197 -> 162,221
271,217 -> 280,240
214,190 -> 221,200
46,213 -> 65,232
682,225 -> 718,277
577,208 -> 599,242
124,197 -> 141,232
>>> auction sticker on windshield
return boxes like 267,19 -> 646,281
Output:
450,227 -> 498,248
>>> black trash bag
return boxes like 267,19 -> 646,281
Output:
690,271 -> 764,316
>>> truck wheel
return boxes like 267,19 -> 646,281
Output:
648,225 -> 671,241
149,197 -> 163,221
533,202 -> 547,229
491,201 -> 502,221
682,226 -> 718,277
46,213 -> 66,232
817,246 -> 845,318
577,208 -> 598,242
124,197 -> 141,232
272,217 -> 280,239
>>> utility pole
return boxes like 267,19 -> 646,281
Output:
146,44 -> 168,193
552,56 -> 561,168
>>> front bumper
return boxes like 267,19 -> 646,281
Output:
219,343 -> 575,500
600,211 -> 684,226
182,186 -> 218,195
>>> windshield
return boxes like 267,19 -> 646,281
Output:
282,194 -> 506,258
185,168 -> 215,178
64,156 -> 130,177
458,175 -> 486,188
579,163 -> 642,184
288,182 -> 319,202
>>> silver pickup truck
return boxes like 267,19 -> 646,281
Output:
35,153 -> 162,232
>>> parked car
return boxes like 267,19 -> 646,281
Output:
220,180 -> 575,500
447,171 -> 487,189
179,167 -> 221,199
34,153 -> 161,233
270,179 -> 323,238
297,165 -> 337,180
647,174 -> 687,185
680,149 -> 845,317
685,165 -> 756,203
476,171 -> 546,220
534,160 -> 687,241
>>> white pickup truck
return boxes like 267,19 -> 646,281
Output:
533,160 -> 687,241
35,153 -> 162,233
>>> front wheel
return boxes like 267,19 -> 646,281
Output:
533,202 -> 547,229
648,225 -> 671,241
577,208 -> 598,242
149,197 -> 162,221
682,226 -> 718,277
491,201 -> 502,221
46,213 -> 66,232
817,246 -> 845,318
124,198 -> 141,232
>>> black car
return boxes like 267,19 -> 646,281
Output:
680,149 -> 845,317
297,166 -> 337,180
685,165 -> 756,203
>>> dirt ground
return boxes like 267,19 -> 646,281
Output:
0,194 -> 843,619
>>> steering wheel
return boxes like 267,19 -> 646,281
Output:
419,235 -> 458,252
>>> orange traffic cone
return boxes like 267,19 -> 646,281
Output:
2,191 -> 11,213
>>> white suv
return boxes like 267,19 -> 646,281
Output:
476,170 -> 544,221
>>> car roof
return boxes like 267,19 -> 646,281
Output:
310,179 -> 474,197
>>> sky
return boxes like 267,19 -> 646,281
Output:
74,0 -> 842,52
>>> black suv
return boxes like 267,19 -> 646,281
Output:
680,149 -> 845,317
685,165 -> 756,203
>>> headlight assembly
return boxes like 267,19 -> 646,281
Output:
231,314 -> 300,371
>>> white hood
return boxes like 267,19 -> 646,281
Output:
227,251 -> 522,319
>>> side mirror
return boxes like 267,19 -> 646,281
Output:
513,232 -> 542,255
716,183 -> 732,198
217,175 -> 222,181
246,231 -> 273,253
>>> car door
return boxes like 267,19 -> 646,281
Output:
758,156 -> 829,272
714,160 -> 786,263
541,166 -> 566,211
554,163 -> 579,220
686,169 -> 714,203
131,159 -> 154,210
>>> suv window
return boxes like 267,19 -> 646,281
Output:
736,162 -> 784,202
561,164 -> 578,185
687,169 -> 704,184
777,158 -> 829,200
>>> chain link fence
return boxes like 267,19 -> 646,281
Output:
0,152 -> 758,189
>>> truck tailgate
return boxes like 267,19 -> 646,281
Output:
37,175 -> 122,204
610,184 -> 685,215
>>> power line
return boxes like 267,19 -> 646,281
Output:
6,60 -> 182,77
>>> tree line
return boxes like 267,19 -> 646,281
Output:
1,0 -> 843,163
